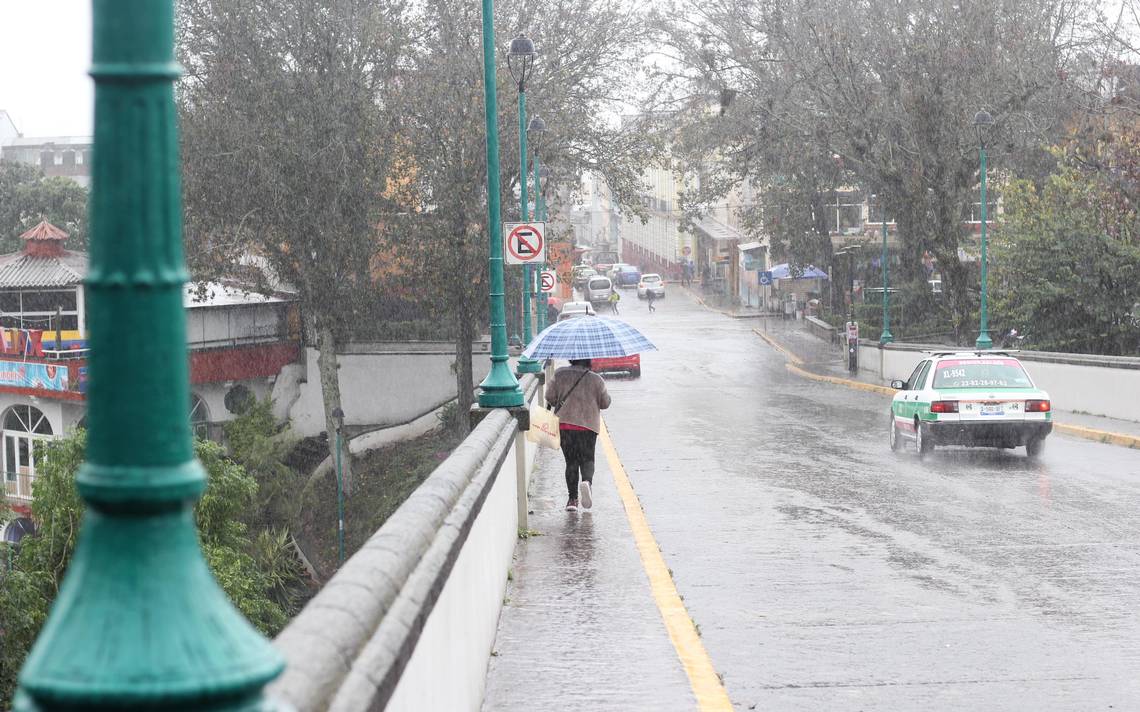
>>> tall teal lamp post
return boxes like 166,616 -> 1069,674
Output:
508,34 -> 541,375
877,195 -> 893,345
14,0 -> 285,709
478,0 -> 525,407
973,109 -> 995,350
535,159 -> 552,332
528,115 -> 548,333
333,406 -> 346,565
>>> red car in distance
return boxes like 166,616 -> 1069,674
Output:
592,353 -> 640,378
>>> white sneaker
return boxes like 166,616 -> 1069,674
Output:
578,479 -> 593,510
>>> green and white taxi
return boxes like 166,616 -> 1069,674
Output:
889,351 -> 1052,458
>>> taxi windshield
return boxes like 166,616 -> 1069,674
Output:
932,359 -> 1032,389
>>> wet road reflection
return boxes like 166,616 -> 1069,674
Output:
601,289 -> 1140,710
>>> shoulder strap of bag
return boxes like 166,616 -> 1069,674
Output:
552,368 -> 591,414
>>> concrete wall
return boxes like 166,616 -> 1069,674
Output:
851,340 -> 1140,422
271,375 -> 541,711
274,340 -> 493,437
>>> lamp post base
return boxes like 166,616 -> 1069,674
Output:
478,357 -> 525,407
975,331 -> 993,350
516,356 -> 542,374
879,329 -> 894,345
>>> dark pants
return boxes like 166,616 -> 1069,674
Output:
559,428 -> 598,498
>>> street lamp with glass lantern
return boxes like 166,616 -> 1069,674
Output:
508,34 -> 541,374
973,108 -> 995,350
476,0 -> 524,407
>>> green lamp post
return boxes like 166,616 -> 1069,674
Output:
878,195 -> 893,345
333,406 -> 346,565
14,1 -> 285,709
528,115 -> 548,334
535,158 -> 551,332
973,109 -> 995,350
478,0 -> 525,407
508,34 -> 541,375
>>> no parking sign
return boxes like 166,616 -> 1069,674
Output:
539,270 -> 556,293
503,222 -> 546,265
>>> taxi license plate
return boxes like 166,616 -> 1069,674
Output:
980,404 -> 1004,416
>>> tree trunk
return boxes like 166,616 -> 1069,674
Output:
314,320 -> 353,495
453,306 -> 475,439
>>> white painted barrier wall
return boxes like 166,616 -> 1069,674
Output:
273,341 -> 493,437
271,374 -> 542,712
855,341 -> 1140,422
386,423 -> 537,712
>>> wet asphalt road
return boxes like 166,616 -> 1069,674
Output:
591,289 -> 1140,710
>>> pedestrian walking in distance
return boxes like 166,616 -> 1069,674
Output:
647,289 -> 656,313
608,288 -> 621,314
545,358 -> 611,512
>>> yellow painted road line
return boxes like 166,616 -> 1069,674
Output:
753,329 -> 1140,450
599,423 -> 734,712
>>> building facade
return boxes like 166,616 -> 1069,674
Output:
0,110 -> 92,187
0,222 -> 301,516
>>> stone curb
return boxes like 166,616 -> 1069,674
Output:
753,328 -> 1140,451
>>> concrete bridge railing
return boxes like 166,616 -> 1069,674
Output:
270,375 -> 541,711
854,340 -> 1140,422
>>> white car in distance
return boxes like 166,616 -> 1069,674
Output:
637,274 -> 666,299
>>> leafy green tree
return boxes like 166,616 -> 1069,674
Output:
177,0 -> 409,493
223,397 -> 301,530
0,432 -> 307,708
993,133 -> 1140,354
658,0 -> 1091,342
0,162 -> 88,253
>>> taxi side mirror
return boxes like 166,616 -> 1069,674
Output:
890,379 -> 906,390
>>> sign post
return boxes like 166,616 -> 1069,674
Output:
846,320 -> 860,373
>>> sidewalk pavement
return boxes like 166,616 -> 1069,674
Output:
481,437 -> 697,711
754,316 -> 1140,448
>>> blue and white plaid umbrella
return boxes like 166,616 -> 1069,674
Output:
521,315 -> 657,359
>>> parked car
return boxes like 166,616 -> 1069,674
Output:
586,276 -> 613,304
572,267 -> 597,290
637,273 -> 666,299
889,351 -> 1052,458
592,353 -> 640,378
557,301 -> 596,321
614,265 -> 642,288
606,263 -> 630,280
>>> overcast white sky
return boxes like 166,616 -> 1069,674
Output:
0,3 -> 93,137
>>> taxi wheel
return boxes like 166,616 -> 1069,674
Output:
1026,436 -> 1046,459
916,419 -> 934,458
889,416 -> 901,452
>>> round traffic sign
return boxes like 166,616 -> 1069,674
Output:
506,224 -> 544,263
540,271 -> 556,292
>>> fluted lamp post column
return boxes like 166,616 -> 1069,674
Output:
878,194 -> 893,345
536,162 -> 552,332
528,115 -> 547,334
973,108 -> 995,350
15,1 -> 285,709
478,0 -> 525,406
508,34 -> 541,375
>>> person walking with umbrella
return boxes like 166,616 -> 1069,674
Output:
546,359 -> 610,511
523,315 -> 656,511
